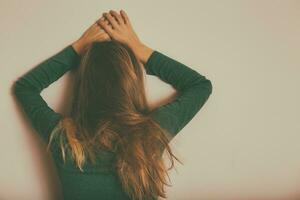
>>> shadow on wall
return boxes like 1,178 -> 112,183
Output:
11,95 -> 64,200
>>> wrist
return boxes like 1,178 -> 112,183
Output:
72,39 -> 86,55
129,42 -> 154,65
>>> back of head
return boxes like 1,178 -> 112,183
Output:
73,40 -> 148,129
48,40 -> 181,200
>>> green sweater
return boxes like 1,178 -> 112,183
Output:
13,44 -> 212,200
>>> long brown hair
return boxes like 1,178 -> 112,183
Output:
47,40 -> 182,200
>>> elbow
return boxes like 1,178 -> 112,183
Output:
196,77 -> 213,96
206,79 -> 213,95
13,79 -> 40,99
201,79 -> 213,100
12,80 -> 26,97
12,81 -> 21,97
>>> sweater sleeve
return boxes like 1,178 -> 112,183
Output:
144,50 -> 213,139
13,45 -> 80,144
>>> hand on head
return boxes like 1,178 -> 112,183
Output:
96,10 -> 142,49
72,9 -> 146,59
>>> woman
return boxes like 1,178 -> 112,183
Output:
13,9 -> 212,200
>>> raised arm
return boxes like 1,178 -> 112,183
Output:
13,20 -> 111,144
13,45 -> 80,143
143,49 -> 212,138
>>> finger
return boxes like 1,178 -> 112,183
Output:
109,10 -> 124,25
98,17 -> 114,37
96,16 -> 109,24
96,17 -> 112,29
92,22 -> 102,31
103,12 -> 119,29
120,9 -> 130,25
104,19 -> 113,28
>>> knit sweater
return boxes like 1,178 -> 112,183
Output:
13,44 -> 212,200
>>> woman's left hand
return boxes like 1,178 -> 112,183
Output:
72,19 -> 111,55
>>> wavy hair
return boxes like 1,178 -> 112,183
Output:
47,40 -> 182,200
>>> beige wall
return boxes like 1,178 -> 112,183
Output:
1,0 -> 299,199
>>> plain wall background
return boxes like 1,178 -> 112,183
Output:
1,0 -> 299,199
